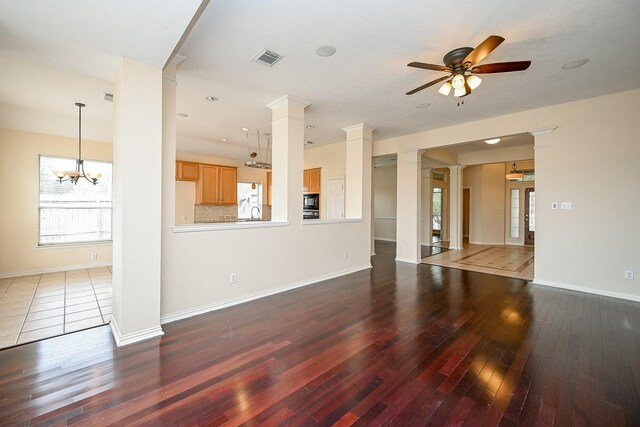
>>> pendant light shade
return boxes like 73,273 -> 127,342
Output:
438,81 -> 452,96
467,74 -> 482,90
506,162 -> 524,181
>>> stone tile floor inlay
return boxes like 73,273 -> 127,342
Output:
0,266 -> 112,349
421,244 -> 534,280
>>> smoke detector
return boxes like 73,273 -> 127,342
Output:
253,49 -> 283,67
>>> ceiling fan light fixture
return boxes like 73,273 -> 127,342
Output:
467,74 -> 482,90
453,86 -> 466,97
438,81 -> 452,96
451,73 -> 465,89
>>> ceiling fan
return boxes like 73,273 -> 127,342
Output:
406,35 -> 531,98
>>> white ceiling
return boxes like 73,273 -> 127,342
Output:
175,0 -> 640,151
0,0 -> 639,159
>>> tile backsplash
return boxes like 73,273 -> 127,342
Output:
194,205 -> 238,223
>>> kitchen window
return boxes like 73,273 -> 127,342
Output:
237,182 -> 262,219
38,155 -> 112,245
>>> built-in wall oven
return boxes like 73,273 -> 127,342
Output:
303,193 -> 320,219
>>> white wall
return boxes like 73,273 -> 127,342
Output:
162,109 -> 371,321
376,89 -> 640,302
0,128 -> 113,276
463,163 -> 506,245
373,164 -> 397,241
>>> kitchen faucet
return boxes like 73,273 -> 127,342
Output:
251,206 -> 261,219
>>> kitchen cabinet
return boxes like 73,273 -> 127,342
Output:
195,164 -> 237,205
303,167 -> 321,193
175,161 -> 199,181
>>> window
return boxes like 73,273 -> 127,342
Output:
432,188 -> 442,232
237,182 -> 262,219
38,155 -> 112,245
510,188 -> 520,238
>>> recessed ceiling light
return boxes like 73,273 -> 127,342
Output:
205,96 -> 218,102
103,92 -> 113,102
221,138 -> 228,142
306,125 -> 314,129
315,46 -> 336,57
562,59 -> 589,69
305,140 -> 315,145
415,103 -> 430,109
241,127 -> 249,132
485,138 -> 501,144
177,113 -> 188,118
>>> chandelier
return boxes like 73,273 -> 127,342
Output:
53,102 -> 101,185
506,162 -> 524,181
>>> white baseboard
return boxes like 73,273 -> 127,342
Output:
533,279 -> 640,303
110,318 -> 164,347
469,241 -> 506,246
374,237 -> 396,243
0,262 -> 112,279
395,257 -> 420,264
160,264 -> 373,325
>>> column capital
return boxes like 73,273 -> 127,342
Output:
266,95 -> 310,123
448,164 -> 465,174
266,95 -> 311,110
342,123 -> 376,142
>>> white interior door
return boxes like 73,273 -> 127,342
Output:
324,177 -> 345,219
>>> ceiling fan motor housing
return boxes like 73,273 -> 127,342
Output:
443,47 -> 474,67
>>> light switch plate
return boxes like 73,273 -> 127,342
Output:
551,202 -> 558,210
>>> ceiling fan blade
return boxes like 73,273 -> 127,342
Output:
407,62 -> 450,72
470,61 -> 531,74
406,75 -> 450,95
463,35 -> 505,66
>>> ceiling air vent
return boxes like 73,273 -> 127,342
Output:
253,49 -> 283,67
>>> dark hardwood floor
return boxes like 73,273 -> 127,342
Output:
1,241 -> 639,426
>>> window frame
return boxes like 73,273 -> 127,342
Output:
38,154 -> 113,247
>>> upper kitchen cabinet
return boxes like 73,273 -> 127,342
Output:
196,164 -> 237,205
175,160 -> 199,181
303,167 -> 321,193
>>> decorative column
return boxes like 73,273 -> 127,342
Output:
111,58 -> 163,346
448,165 -> 465,250
343,124 -> 375,219
396,148 -> 423,263
267,95 -> 310,223
421,168 -> 433,246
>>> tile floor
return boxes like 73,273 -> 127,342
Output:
0,266 -> 112,349
421,244 -> 534,281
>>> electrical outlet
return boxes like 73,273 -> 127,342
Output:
181,215 -> 187,221
561,201 -> 572,210
625,270 -> 634,280
90,252 -> 97,260
343,251 -> 349,260
229,272 -> 237,284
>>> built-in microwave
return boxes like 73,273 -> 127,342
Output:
303,193 -> 319,210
